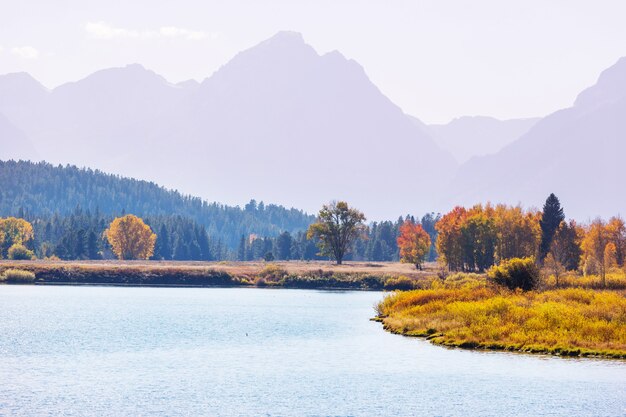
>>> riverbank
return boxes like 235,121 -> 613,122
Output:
375,276 -> 626,359
0,260 -> 434,290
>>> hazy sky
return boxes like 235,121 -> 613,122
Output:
1,0 -> 625,123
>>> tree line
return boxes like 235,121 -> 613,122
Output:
434,194 -> 625,286
10,208 -> 225,261
0,160 -> 313,249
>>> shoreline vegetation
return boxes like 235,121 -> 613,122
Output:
374,273 -> 626,359
2,260 -> 625,359
0,260 -> 433,290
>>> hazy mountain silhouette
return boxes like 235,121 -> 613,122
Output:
445,57 -> 626,219
0,112 -> 38,160
428,116 -> 539,163
0,31 -> 454,219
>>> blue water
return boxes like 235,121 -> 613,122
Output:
0,286 -> 624,417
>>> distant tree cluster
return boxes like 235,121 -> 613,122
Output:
0,160 -> 314,250
436,204 -> 542,272
436,194 -> 625,287
236,207 -> 440,264
580,217 -> 626,286
25,208 -> 223,261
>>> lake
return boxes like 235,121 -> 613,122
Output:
0,286 -> 624,416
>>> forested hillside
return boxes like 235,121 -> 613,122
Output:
0,160 -> 314,249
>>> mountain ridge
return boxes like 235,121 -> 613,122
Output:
0,31 -> 454,220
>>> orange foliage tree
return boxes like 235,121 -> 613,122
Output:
436,204 -> 541,272
397,220 -> 431,270
435,206 -> 467,271
105,215 -> 156,260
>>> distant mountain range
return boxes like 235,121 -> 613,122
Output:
427,116 -> 540,163
0,31 -> 454,220
1,31 -> 624,220
445,57 -> 626,219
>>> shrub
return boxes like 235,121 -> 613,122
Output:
7,244 -> 35,260
384,275 -> 417,291
488,257 -> 539,291
257,264 -> 288,282
2,269 -> 36,283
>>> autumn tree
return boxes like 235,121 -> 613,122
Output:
581,219 -> 610,287
493,205 -> 540,262
606,217 -> 626,267
105,215 -> 157,260
397,220 -> 431,270
435,206 -> 467,271
0,217 -> 34,258
307,201 -> 366,265
460,205 -> 496,272
539,193 -> 565,262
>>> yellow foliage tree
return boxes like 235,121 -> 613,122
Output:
581,219 -> 610,287
493,205 -> 541,262
105,215 -> 156,260
606,216 -> 626,267
0,217 -> 34,258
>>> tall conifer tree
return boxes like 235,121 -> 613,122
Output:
539,193 -> 565,262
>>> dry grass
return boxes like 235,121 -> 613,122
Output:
376,276 -> 626,358
0,260 -> 436,289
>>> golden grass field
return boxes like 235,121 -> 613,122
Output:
375,273 -> 626,358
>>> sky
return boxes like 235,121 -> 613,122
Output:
1,0 -> 625,123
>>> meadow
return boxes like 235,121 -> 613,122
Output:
375,272 -> 626,358
0,260 -> 434,290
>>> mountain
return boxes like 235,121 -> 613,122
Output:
0,112 -> 38,160
0,31 -> 454,220
445,57 -> 626,219
0,160 -> 314,249
427,116 -> 539,163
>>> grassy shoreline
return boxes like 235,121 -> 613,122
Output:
0,260 -> 434,290
375,277 -> 626,359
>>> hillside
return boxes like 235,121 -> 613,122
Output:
0,31 -> 454,220
0,160 -> 314,249
445,57 -> 626,219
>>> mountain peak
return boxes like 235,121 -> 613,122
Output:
53,63 -> 171,94
251,30 -> 314,57
0,71 -> 49,92
574,56 -> 626,109
266,30 -> 305,42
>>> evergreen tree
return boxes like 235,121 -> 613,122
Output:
237,235 -> 246,261
87,230 -> 99,259
539,193 -> 565,262
276,231 -> 292,260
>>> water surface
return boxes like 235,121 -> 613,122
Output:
0,286 -> 624,416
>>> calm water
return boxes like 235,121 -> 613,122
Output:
0,286 -> 624,417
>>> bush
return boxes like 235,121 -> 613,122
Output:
384,275 -> 417,291
7,244 -> 35,260
2,269 -> 36,283
257,264 -> 288,282
488,257 -> 539,291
